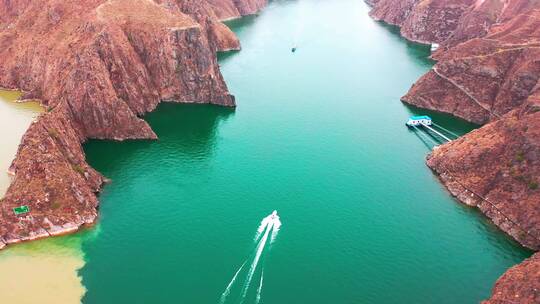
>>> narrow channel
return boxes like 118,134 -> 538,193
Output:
77,0 -> 530,303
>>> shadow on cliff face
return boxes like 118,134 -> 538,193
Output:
223,14 -> 259,36
375,22 -> 435,67
404,103 -> 479,136
84,103 -> 234,176
218,15 -> 260,62
218,49 -> 241,62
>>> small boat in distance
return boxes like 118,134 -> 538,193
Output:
291,47 -> 297,53
406,115 -> 432,127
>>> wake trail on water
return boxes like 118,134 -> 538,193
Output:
255,268 -> 264,304
219,211 -> 281,304
254,215 -> 272,241
219,261 -> 247,304
271,218 -> 281,244
240,220 -> 274,303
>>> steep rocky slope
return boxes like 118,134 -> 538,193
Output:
482,252 -> 540,304
427,107 -> 540,249
369,0 -> 540,248
367,0 -> 540,302
0,0 -> 266,249
403,11 -> 540,125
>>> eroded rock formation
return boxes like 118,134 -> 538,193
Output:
369,0 -> 540,248
482,252 -> 540,304
367,0 -> 540,302
0,0 -> 266,249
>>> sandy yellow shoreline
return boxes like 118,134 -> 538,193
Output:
0,89 -> 86,303
0,90 -> 43,196
0,235 -> 86,304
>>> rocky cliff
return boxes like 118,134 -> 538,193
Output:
482,252 -> 540,304
0,0 -> 267,250
367,0 -> 539,302
369,0 -> 540,248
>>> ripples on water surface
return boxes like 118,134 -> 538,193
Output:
0,0 -> 532,304
81,1 -> 531,303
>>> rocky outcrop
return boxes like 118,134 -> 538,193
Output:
482,252 -> 540,304
368,0 -> 477,44
367,0 -> 540,301
0,0 -> 266,248
206,0 -> 267,20
0,106 -> 103,244
369,0 -> 540,249
427,107 -> 540,250
403,11 -> 540,125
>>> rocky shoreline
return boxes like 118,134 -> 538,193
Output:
1,0 -> 538,302
0,0 -> 267,249
366,0 -> 539,302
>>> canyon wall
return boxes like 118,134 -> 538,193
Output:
482,252 -> 540,304
0,0 -> 266,249
370,0 -> 540,250
367,0 -> 539,302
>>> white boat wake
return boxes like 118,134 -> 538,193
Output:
219,211 -> 281,304
240,219 -> 274,303
219,261 -> 246,304
271,217 -> 281,244
255,268 -> 264,304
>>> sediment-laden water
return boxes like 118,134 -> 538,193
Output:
0,91 -> 85,304
0,1 -> 532,303
0,90 -> 42,195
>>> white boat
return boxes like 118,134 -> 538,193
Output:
406,115 -> 433,127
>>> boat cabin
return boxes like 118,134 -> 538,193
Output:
406,115 -> 432,127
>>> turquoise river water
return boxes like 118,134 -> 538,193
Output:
1,0 -> 533,303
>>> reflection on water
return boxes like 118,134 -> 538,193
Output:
376,22 -> 436,67
84,103 -> 234,173
81,103 -> 234,304
79,0 -> 530,302
0,89 -> 43,195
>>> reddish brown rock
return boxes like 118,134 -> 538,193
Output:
368,0 -> 477,44
403,11 -> 540,124
206,0 -> 267,20
0,105 -> 103,245
368,0 -> 540,47
369,0 -> 540,248
367,0 -> 540,301
427,107 -> 540,250
483,252 -> 540,304
0,0 -> 267,248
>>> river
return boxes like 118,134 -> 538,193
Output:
0,0 -> 532,303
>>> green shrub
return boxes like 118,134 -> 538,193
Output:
529,181 -> 539,190
72,164 -> 85,175
515,152 -> 525,162
51,201 -> 61,210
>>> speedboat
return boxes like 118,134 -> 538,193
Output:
271,210 -> 278,219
